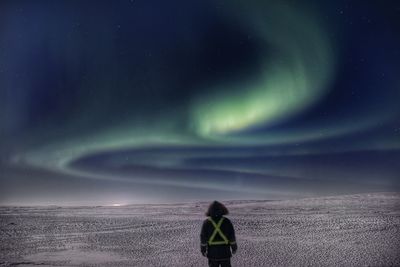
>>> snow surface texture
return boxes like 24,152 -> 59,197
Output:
1,192 -> 399,266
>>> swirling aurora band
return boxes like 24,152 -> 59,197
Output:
24,2 -> 335,175
1,1 -> 399,203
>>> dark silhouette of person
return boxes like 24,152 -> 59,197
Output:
200,201 -> 237,267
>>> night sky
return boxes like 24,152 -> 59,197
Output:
1,1 -> 399,205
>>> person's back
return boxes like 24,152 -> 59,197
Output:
200,201 -> 237,267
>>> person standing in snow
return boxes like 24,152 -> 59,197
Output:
200,201 -> 237,267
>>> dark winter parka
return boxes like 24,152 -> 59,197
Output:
200,201 -> 237,260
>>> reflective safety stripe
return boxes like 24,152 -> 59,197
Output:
207,217 -> 229,245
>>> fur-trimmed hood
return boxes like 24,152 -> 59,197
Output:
205,201 -> 229,217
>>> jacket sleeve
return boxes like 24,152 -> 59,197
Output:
227,219 -> 237,251
200,220 -> 208,252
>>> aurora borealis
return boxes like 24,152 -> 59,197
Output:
1,1 -> 399,205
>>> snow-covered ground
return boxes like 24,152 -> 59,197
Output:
1,192 -> 399,266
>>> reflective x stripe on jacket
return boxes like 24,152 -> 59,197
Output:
207,217 -> 229,245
